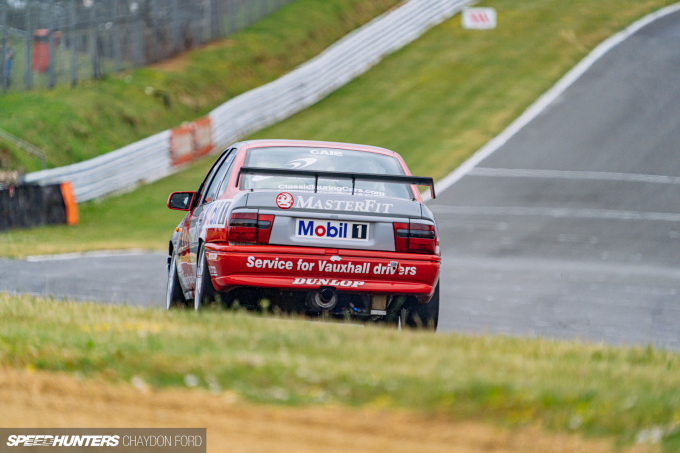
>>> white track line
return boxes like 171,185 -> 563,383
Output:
423,2 -> 680,202
468,167 -> 680,185
25,250 -> 156,262
430,205 -> 680,223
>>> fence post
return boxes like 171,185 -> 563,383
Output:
89,0 -> 99,79
149,0 -> 158,63
211,0 -> 220,39
1,0 -> 7,93
112,0 -> 122,72
171,0 -> 179,53
24,1 -> 33,90
133,0 -> 143,67
248,0 -> 257,27
48,0 -> 56,89
70,0 -> 77,86
0,2 -> 9,93
200,0 -> 208,44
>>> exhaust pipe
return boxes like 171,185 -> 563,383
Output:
310,287 -> 338,310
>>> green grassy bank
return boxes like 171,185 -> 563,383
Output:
1,293 -> 679,450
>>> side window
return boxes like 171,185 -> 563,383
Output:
215,151 -> 238,198
203,149 -> 235,204
196,151 -> 229,205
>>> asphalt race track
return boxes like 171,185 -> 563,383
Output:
0,251 -> 167,307
431,9 -> 680,350
1,10 -> 679,350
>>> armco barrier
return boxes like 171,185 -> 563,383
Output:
22,0 -> 473,203
24,131 -> 171,202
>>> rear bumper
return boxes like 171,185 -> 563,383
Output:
204,244 -> 440,299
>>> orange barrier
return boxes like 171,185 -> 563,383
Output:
192,116 -> 213,159
170,117 -> 213,168
169,123 -> 195,167
59,181 -> 79,225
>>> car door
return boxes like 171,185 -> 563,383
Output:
177,149 -> 233,292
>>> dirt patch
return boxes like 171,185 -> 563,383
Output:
1,367 -> 652,453
151,40 -> 236,72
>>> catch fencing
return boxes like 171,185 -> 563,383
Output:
0,0 -> 294,92
23,0 -> 474,203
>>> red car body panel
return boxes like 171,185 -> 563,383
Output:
204,243 -> 440,301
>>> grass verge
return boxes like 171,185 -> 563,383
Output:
1,293 -> 679,450
0,0 -> 676,257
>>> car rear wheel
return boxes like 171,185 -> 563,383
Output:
194,243 -> 217,310
403,282 -> 439,330
166,252 -> 188,309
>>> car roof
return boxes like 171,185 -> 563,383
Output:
238,139 -> 401,158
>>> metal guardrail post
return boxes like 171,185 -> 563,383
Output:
0,128 -> 47,170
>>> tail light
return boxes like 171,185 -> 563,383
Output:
228,212 -> 274,244
393,221 -> 437,254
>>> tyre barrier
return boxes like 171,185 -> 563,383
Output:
0,181 -> 78,231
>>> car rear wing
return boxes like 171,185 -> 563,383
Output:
238,167 -> 436,199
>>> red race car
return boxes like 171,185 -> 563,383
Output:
166,140 -> 440,329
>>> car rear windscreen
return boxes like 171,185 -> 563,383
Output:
241,146 -> 413,199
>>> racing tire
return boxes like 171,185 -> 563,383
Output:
194,243 -> 217,310
403,282 -> 439,331
166,253 -> 188,309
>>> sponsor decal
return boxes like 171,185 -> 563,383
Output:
277,184 -> 386,197
244,256 -> 417,276
292,278 -> 364,288
318,261 -> 370,273
276,192 -> 294,209
295,195 -> 393,213
247,256 -> 294,270
285,158 -> 317,169
204,201 -> 231,227
296,219 -> 368,241
309,149 -> 343,156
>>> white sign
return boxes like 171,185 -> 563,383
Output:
462,7 -> 497,30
